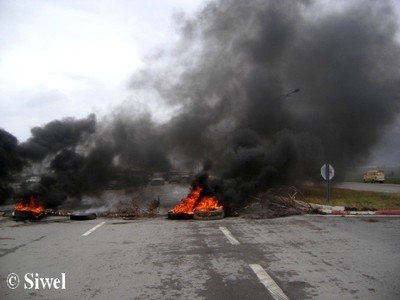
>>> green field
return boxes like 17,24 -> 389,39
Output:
345,177 -> 400,184
300,185 -> 400,210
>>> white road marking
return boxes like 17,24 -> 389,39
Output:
219,226 -> 240,245
82,222 -> 106,236
249,264 -> 289,300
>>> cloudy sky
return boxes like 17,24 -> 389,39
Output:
0,0 -> 204,141
0,0 -> 399,166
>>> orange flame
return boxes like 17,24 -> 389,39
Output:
194,196 -> 223,212
170,186 -> 223,214
14,196 -> 45,218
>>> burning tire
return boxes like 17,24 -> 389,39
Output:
167,211 -> 193,220
13,210 -> 45,220
13,196 -> 46,219
193,209 -> 225,220
168,184 -> 224,220
70,213 -> 97,221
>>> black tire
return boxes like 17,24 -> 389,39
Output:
167,211 -> 193,219
70,213 -> 97,221
13,210 -> 45,220
194,209 -> 225,221
13,211 -> 31,219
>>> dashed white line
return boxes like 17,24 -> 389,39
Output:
219,226 -> 240,245
249,264 -> 289,300
82,222 -> 106,236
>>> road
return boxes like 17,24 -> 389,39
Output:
337,182 -> 400,193
1,215 -> 400,299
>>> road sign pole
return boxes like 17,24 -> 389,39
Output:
326,163 -> 330,204
321,163 -> 334,205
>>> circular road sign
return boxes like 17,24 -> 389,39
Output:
321,164 -> 334,180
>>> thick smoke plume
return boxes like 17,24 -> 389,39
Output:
19,114 -> 96,161
0,129 -> 24,202
2,0 -> 400,210
129,0 -> 400,209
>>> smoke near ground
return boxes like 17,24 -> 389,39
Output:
130,0 -> 400,209
1,0 -> 400,210
0,129 -> 24,201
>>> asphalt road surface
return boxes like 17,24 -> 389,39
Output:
337,182 -> 400,193
1,215 -> 399,299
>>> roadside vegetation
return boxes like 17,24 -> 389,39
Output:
300,185 -> 400,210
345,177 -> 400,184
384,178 -> 400,184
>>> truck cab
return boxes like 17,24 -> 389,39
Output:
363,170 -> 385,183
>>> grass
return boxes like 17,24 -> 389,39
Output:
299,185 -> 400,210
384,178 -> 400,184
345,178 -> 400,184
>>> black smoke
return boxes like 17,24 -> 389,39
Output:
19,114 -> 96,161
128,0 -> 400,209
5,0 -> 400,211
39,142 -> 116,207
17,116 -> 158,207
0,129 -> 24,203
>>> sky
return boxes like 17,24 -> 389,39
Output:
0,0 -> 204,141
0,0 -> 399,165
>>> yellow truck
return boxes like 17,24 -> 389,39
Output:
363,170 -> 385,183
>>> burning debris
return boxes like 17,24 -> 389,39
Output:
168,185 -> 224,220
14,196 -> 45,219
